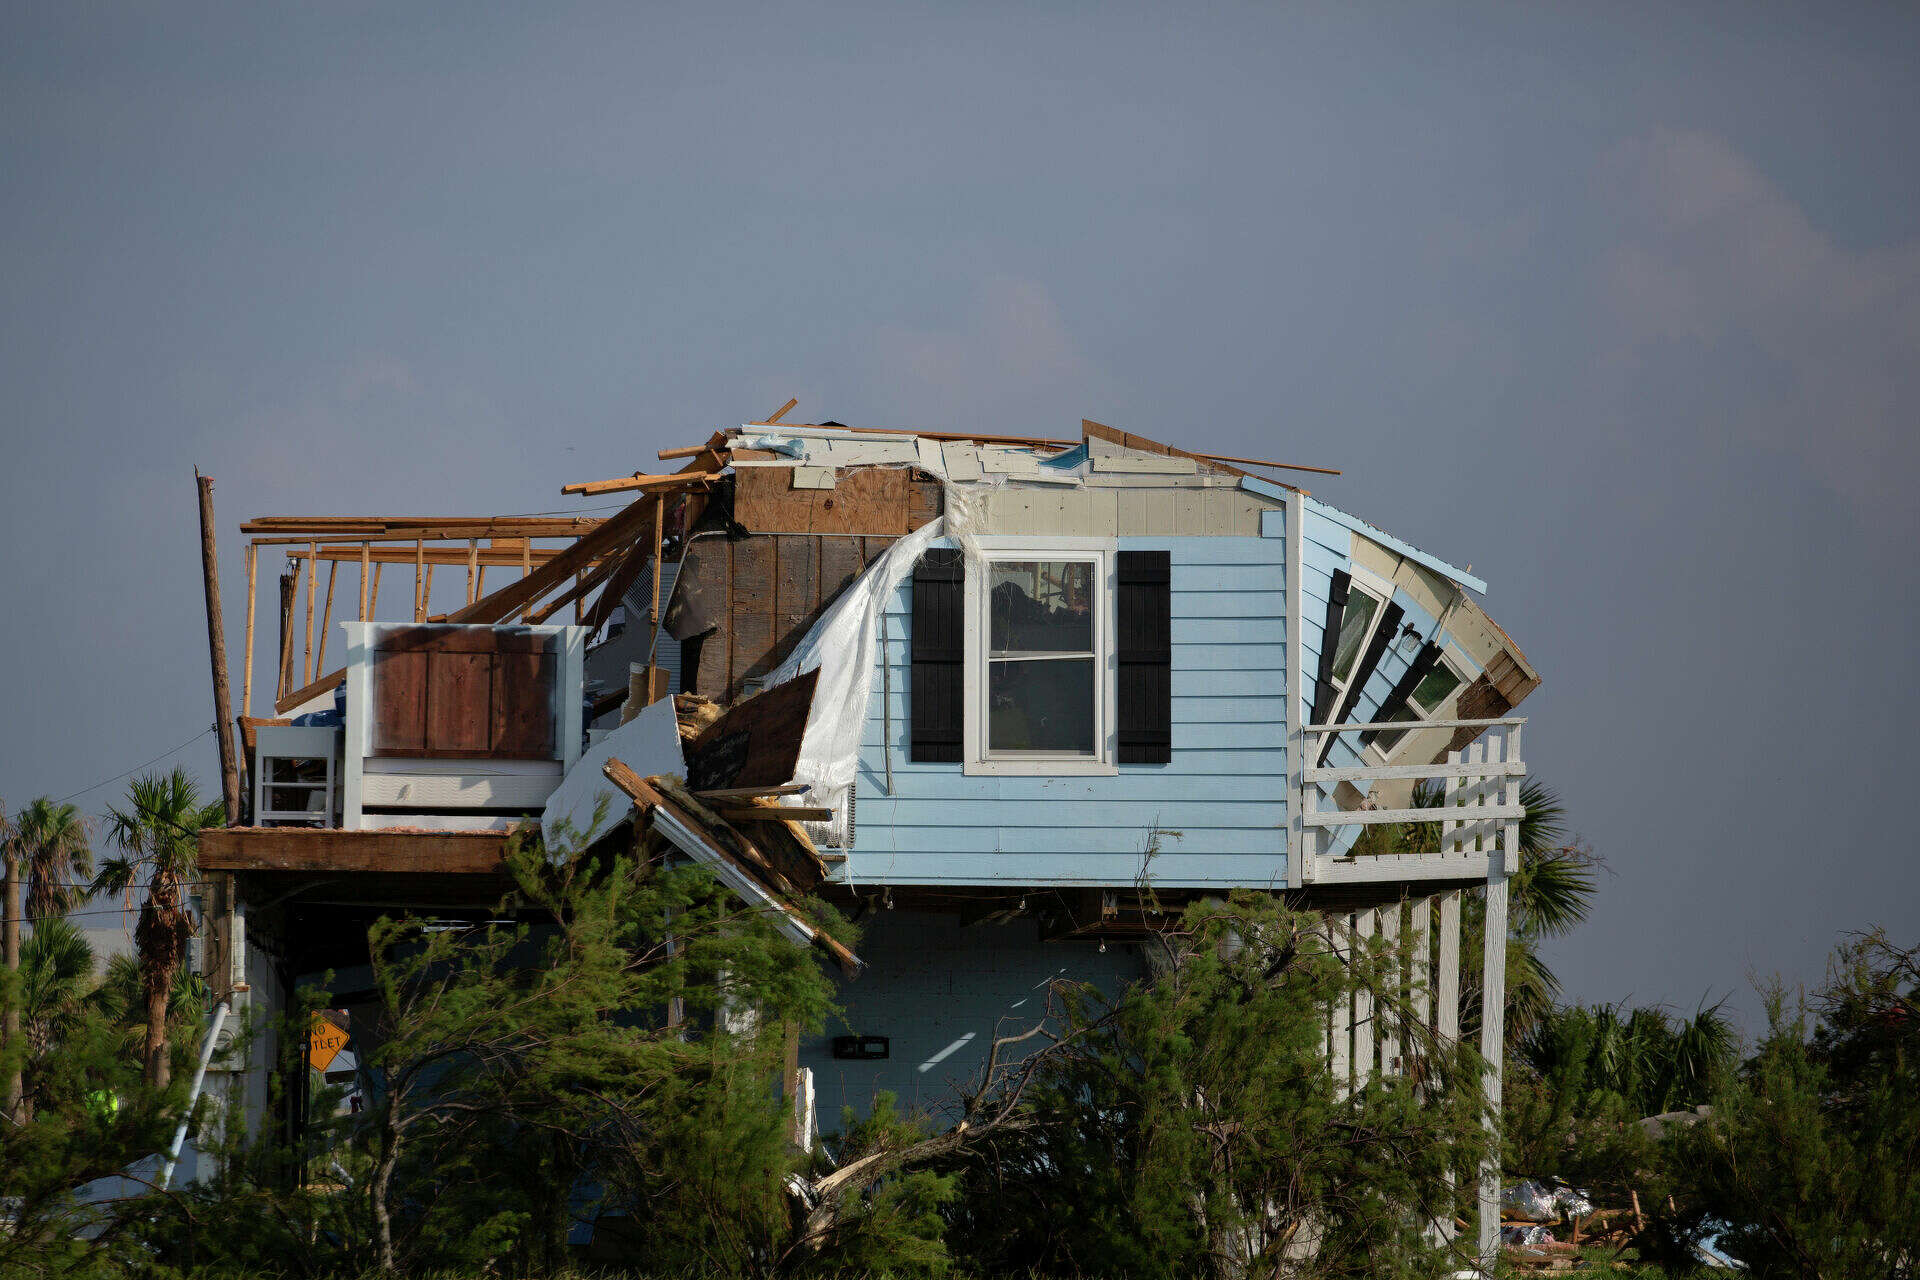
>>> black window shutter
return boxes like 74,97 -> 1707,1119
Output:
1360,640 -> 1442,748
910,548 -> 964,762
1309,570 -> 1352,728
1117,550 -> 1172,764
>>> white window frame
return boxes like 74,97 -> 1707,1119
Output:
962,536 -> 1118,777
1323,563 -> 1395,711
1364,642 -> 1474,761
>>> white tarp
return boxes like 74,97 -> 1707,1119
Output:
541,695 -> 684,855
763,518 -> 945,841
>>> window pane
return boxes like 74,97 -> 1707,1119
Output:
1370,705 -> 1422,752
1329,592 -> 1380,683
1410,664 -> 1462,711
269,756 -> 329,785
988,657 -> 1094,754
989,561 -> 1093,654
267,786 -> 328,815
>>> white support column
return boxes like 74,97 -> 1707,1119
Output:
1477,863 -> 1510,1267
1353,907 -> 1376,1088
1437,890 -> 1461,1048
1379,899 -> 1402,1077
1330,913 -> 1352,1097
1411,895 -> 1431,1056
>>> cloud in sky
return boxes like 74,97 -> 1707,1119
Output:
1596,129 -> 1920,530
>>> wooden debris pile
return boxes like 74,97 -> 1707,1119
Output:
1493,1185 -> 1648,1273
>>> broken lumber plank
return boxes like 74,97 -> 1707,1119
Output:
241,515 -> 604,537
448,490 -> 660,625
1189,450 -> 1341,476
585,500 -> 662,631
713,804 -> 833,824
559,471 -> 716,497
602,760 -> 855,974
693,782 -> 810,800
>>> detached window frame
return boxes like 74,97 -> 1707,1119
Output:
1323,564 -> 1395,712
1364,643 -> 1473,759
962,537 -> 1118,777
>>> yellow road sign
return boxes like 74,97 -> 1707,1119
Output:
309,1013 -> 349,1072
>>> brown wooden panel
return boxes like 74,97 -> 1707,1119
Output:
729,537 -> 775,695
371,649 -> 427,755
490,651 -> 556,758
374,625 -> 549,654
685,668 -> 819,793
732,465 -> 909,535
766,536 -> 817,673
426,652 -> 492,754
907,472 -> 943,530
198,827 -> 510,874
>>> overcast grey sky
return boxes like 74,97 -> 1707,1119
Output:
4,2 -> 1916,1025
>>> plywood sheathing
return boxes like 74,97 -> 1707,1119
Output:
732,464 -> 912,536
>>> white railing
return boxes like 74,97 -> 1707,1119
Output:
1300,718 -> 1524,884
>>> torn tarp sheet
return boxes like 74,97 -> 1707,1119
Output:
763,518 -> 943,844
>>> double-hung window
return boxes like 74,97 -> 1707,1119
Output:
961,539 -> 1116,775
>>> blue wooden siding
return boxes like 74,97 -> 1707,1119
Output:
844,535 -> 1288,888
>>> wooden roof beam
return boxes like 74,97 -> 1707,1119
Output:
558,472 -> 717,498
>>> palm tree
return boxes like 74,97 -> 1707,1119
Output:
4,797 -> 94,920
18,917 -> 96,1119
93,768 -> 223,1087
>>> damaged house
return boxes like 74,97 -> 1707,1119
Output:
192,413 -> 1537,1252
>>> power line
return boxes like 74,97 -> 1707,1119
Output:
50,725 -> 217,806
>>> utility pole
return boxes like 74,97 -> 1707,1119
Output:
197,470 -> 242,826
4,836 -> 20,1121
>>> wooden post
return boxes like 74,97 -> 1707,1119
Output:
302,542 -> 317,685
3,840 -> 20,1121
277,567 -> 296,703
242,542 -> 258,721
359,544 -> 371,620
197,471 -> 243,825
314,561 -> 338,674
414,539 -> 425,621
521,541 -> 533,622
648,500 -> 665,641
466,539 -> 478,604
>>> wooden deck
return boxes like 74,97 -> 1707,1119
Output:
198,826 -> 511,874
